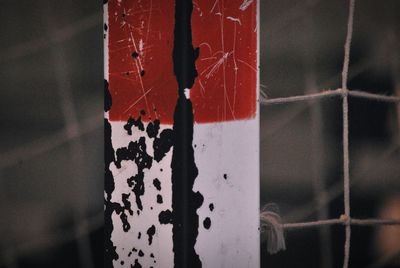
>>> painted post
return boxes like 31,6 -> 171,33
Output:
104,0 -> 259,267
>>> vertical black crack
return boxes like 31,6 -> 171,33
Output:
172,0 -> 199,95
104,80 -> 112,112
170,0 -> 203,267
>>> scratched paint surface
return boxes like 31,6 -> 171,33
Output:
105,0 -> 259,267
107,0 -> 257,123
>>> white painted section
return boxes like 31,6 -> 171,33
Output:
109,122 -> 174,268
108,118 -> 259,268
106,0 -> 260,265
194,118 -> 259,268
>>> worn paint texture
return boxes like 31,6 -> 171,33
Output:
104,0 -> 259,267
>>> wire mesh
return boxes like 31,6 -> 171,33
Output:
261,0 -> 400,267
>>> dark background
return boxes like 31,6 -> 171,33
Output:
0,0 -> 399,267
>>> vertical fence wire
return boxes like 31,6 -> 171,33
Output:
341,0 -> 356,267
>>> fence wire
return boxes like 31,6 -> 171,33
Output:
261,0 -> 400,267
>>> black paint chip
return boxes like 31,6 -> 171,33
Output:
132,259 -> 142,268
146,225 -> 156,245
132,51 -> 139,59
124,116 -> 145,135
138,250 -> 144,257
203,217 -> 211,230
153,178 -> 162,191
158,210 -> 173,224
156,194 -> 163,204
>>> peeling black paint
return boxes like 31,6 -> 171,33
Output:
127,172 -> 145,211
153,129 -> 174,162
203,217 -> 211,230
147,225 -> 156,245
120,212 -> 130,232
138,250 -> 144,257
146,119 -> 160,138
156,194 -> 163,204
132,259 -> 142,268
122,193 -> 133,216
159,209 -> 173,224
209,203 -> 214,212
124,116 -> 145,135
153,178 -> 161,191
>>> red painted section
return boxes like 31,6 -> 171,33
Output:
108,0 -> 257,123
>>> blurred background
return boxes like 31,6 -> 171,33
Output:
0,0 -> 399,267
260,0 -> 400,267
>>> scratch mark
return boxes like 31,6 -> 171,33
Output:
123,87 -> 154,114
226,16 -> 242,25
239,0 -> 254,11
237,58 -> 257,73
